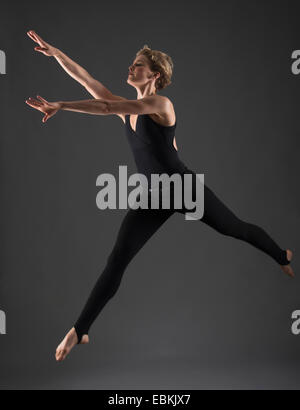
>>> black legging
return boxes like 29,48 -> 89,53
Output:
73,177 -> 289,343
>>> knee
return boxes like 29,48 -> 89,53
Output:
107,244 -> 133,270
233,220 -> 253,240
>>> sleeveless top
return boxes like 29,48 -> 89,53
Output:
124,114 -> 189,184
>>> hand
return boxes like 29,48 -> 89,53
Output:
25,95 -> 62,123
27,30 -> 58,57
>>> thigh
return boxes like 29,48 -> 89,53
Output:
175,171 -> 241,232
200,184 -> 241,231
111,207 -> 175,264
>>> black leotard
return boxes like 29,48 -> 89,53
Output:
73,112 -> 290,344
125,113 -> 187,183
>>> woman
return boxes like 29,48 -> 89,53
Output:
26,30 -> 294,362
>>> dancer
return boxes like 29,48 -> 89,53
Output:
26,30 -> 294,362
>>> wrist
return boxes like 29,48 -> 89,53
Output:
56,101 -> 64,110
53,48 -> 61,58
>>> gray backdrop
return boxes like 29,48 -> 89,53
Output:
0,0 -> 299,390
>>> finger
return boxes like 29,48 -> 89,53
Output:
28,97 -> 42,105
28,31 -> 44,46
27,33 -> 38,43
37,95 -> 49,104
31,31 -> 45,45
25,98 -> 37,106
25,100 -> 41,109
27,30 -> 41,44
34,46 -> 47,52
43,114 -> 49,123
26,99 -> 42,108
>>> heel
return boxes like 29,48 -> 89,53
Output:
73,325 -> 84,344
279,249 -> 292,266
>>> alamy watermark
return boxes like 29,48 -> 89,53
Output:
0,310 -> 6,334
291,310 -> 300,335
96,166 -> 205,221
291,50 -> 300,75
0,50 -> 6,74
0,50 -> 6,334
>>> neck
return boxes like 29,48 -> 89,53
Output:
135,82 -> 157,99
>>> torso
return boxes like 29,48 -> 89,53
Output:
120,112 -> 178,152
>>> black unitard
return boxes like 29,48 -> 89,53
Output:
73,113 -> 290,343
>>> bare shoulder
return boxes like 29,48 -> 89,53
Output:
151,95 -> 176,126
148,94 -> 172,107
156,95 -> 174,115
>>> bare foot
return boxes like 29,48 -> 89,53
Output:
55,327 -> 89,362
280,249 -> 295,278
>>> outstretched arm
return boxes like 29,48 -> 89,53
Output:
27,30 -> 125,101
25,95 -> 170,123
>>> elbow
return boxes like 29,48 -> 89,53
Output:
101,100 -> 117,115
101,100 -> 111,115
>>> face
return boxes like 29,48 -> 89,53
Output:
127,55 -> 158,88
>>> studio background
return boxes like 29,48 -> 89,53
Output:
0,0 -> 299,389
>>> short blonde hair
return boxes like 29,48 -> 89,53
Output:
136,44 -> 174,91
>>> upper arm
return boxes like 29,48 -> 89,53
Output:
106,95 -> 170,116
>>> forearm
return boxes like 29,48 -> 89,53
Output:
59,99 -> 110,115
53,49 -> 92,86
